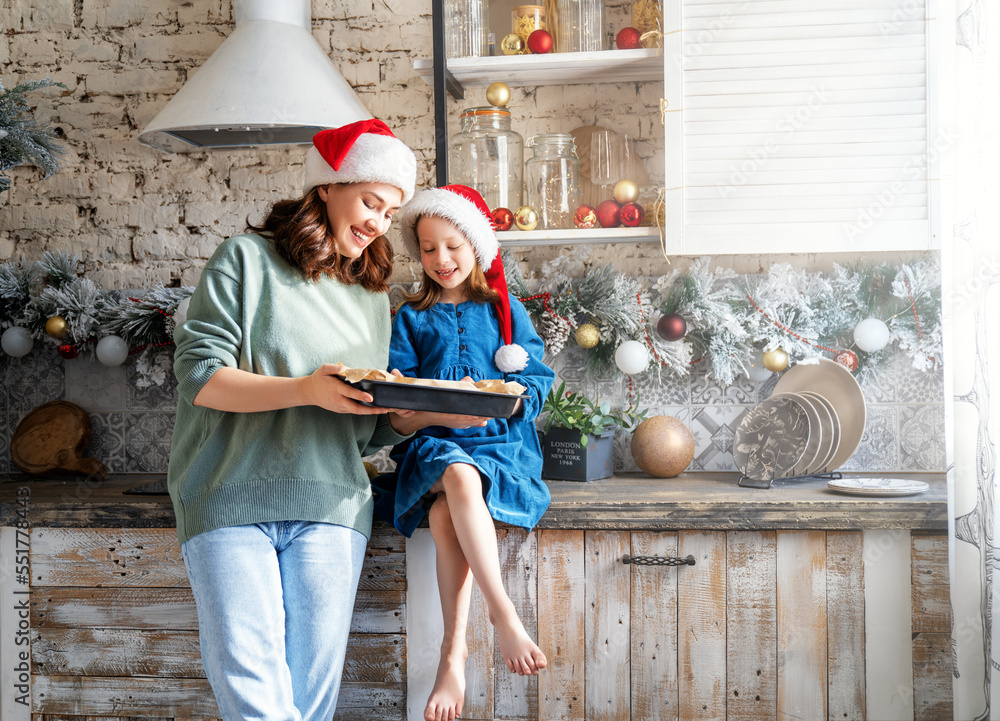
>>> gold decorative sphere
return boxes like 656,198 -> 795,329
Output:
574,323 -> 600,349
762,347 -> 789,372
613,179 -> 639,204
500,33 -> 526,55
486,81 -> 511,108
631,415 -> 695,478
514,205 -> 538,231
45,315 -> 69,340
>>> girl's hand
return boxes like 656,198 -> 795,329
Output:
390,409 -> 489,434
300,363 -> 391,415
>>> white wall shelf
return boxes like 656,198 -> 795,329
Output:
413,48 -> 663,89
498,226 -> 661,247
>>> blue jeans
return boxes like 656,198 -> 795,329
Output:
181,521 -> 367,721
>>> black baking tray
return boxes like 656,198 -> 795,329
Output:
346,379 -> 527,418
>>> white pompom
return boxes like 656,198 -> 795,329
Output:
494,343 -> 529,373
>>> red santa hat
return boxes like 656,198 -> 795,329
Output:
303,119 -> 417,203
399,185 -> 528,373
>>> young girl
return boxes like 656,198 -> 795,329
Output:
380,185 -> 555,721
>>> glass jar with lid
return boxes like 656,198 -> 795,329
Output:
445,0 -> 489,58
524,133 -> 583,230
448,107 -> 524,213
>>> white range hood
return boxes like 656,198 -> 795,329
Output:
138,0 -> 371,152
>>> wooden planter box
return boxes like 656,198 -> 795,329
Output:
541,427 -> 615,482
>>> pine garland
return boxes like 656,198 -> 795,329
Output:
0,78 -> 66,193
0,252 -> 193,384
507,254 -> 943,388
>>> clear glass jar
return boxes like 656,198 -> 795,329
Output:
512,5 -> 546,43
556,0 -> 604,52
525,133 -> 583,230
445,0 -> 489,58
631,0 -> 662,46
448,107 -> 524,213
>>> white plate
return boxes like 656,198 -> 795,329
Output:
827,478 -> 930,496
774,358 -> 866,470
799,390 -> 840,473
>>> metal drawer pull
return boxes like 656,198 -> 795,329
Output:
622,554 -> 696,567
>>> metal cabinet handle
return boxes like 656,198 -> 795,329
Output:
622,554 -> 696,567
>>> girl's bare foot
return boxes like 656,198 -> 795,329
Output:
493,610 -> 547,676
424,649 -> 467,721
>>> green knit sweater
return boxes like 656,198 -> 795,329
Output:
167,233 -> 408,545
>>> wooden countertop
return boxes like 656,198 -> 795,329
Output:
1,471 -> 946,531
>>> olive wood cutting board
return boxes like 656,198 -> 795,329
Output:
10,400 -> 108,479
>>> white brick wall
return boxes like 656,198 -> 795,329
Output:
1,0 -> 676,287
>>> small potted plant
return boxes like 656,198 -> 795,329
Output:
540,382 -> 647,482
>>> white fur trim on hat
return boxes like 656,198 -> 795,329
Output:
398,188 -> 499,267
494,343 -> 529,373
303,133 -> 417,203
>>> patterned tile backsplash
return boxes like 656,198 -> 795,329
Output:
0,340 -> 946,477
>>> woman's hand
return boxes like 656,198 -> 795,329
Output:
299,363 -> 392,415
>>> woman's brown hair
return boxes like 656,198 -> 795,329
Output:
247,186 -> 393,292
402,215 -> 500,311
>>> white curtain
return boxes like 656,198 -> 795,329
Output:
948,1 -> 1000,718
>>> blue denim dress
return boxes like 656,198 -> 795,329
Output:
373,294 -> 555,537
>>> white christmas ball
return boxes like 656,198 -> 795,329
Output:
746,350 -> 773,382
614,340 -> 649,375
174,297 -> 191,327
1,326 -> 34,357
96,335 -> 130,367
853,317 -> 890,353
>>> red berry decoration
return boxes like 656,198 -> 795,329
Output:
527,29 -> 553,54
492,207 -> 514,231
657,313 -> 687,342
58,343 -> 79,360
835,349 -> 859,372
574,204 -> 598,229
596,199 -> 622,228
620,201 -> 644,227
616,26 -> 642,50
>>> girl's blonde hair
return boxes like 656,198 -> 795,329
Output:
402,214 -> 500,311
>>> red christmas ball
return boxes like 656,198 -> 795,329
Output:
492,207 -> 514,231
57,343 -> 79,360
657,313 -> 687,342
574,204 -> 598,229
527,29 -> 553,54
596,199 -> 622,228
835,349 -> 859,372
620,201 -> 644,227
616,26 -> 642,50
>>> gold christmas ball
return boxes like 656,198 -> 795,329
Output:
575,323 -> 600,349
500,33 -> 526,55
363,461 -> 379,480
514,205 -> 538,231
762,347 -> 789,372
45,315 -> 69,340
613,179 -> 639,204
631,415 -> 695,478
486,81 -> 511,108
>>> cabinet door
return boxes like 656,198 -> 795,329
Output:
456,528 -> 950,721
666,1 -> 939,254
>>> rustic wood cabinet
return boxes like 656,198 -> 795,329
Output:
2,473 -> 949,721
443,527 -> 951,721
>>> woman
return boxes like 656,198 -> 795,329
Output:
168,119 -> 484,721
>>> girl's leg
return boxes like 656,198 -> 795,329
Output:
279,521 -> 367,721
181,524 -> 300,721
438,463 -> 547,676
424,492 -> 473,721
